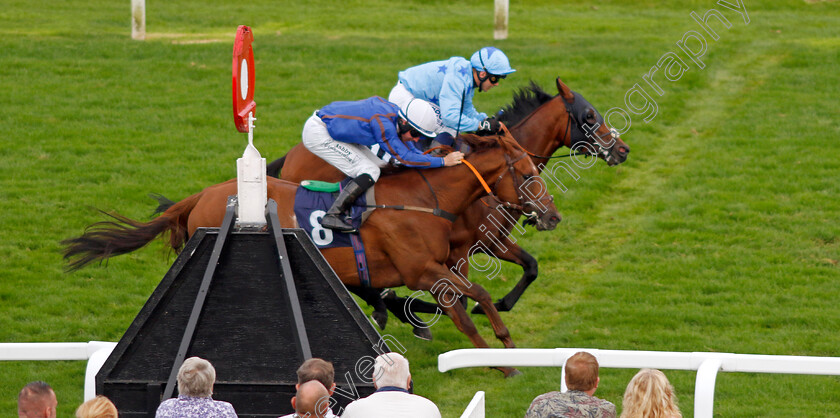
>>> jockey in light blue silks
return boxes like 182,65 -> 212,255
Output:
302,96 -> 465,233
388,47 -> 516,143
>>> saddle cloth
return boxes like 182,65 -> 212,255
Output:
293,178 -> 376,249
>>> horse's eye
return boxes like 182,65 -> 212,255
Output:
523,174 -> 533,181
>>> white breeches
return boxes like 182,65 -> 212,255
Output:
388,81 -> 415,111
389,81 -> 456,136
301,113 -> 386,181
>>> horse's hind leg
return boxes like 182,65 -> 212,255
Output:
472,240 -> 538,314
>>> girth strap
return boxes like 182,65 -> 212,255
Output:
363,204 -> 457,222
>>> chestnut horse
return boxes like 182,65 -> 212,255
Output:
63,133 -> 559,377
265,78 -> 630,328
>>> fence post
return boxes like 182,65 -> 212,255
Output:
131,0 -> 145,40
694,358 -> 722,418
494,0 -> 508,40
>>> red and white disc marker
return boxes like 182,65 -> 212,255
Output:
232,25 -> 256,133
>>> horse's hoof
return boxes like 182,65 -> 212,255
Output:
371,312 -> 387,330
412,327 -> 433,341
497,367 -> 521,378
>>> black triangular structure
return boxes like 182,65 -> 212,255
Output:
96,200 -> 387,417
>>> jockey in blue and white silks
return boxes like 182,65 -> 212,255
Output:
302,96 -> 464,233
389,47 -> 516,139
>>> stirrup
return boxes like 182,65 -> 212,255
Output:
321,213 -> 356,233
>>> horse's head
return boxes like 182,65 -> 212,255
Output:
499,78 -> 630,166
554,77 -> 630,166
461,131 -> 561,231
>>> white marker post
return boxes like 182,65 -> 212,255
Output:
494,0 -> 509,40
232,26 -> 267,228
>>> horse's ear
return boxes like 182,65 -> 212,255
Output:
556,77 -> 574,102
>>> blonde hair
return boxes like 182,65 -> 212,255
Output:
177,357 -> 216,397
620,369 -> 681,418
75,396 -> 118,418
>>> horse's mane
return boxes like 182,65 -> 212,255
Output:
459,133 -> 502,152
497,81 -> 554,127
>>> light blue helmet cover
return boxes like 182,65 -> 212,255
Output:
469,47 -> 516,75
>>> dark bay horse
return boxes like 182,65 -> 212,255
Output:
265,78 -> 630,326
63,133 -> 559,377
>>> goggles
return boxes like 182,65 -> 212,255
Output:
487,73 -> 506,84
399,122 -> 423,138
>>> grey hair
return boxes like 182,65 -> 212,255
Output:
177,357 -> 216,397
372,352 -> 410,389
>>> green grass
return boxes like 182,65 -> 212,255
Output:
2,0 -> 839,416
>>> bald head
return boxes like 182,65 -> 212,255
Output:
18,381 -> 57,418
293,380 -> 330,418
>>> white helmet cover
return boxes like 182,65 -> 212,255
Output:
398,99 -> 444,137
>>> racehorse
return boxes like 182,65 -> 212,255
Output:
265,77 -> 630,329
62,132 -> 559,377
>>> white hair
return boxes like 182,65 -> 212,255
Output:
372,352 -> 410,389
177,357 -> 216,397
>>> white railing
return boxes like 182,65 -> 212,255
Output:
0,341 -> 117,401
439,348 -> 840,418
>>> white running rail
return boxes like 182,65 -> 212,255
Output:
439,348 -> 840,418
0,341 -> 117,401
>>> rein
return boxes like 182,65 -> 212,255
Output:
462,145 -> 553,216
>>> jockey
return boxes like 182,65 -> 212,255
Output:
302,96 -> 465,233
388,46 -> 516,141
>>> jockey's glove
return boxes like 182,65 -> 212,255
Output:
476,117 -> 502,136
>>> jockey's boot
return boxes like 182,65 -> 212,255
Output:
320,174 -> 375,233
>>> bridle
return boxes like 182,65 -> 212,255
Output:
461,140 -> 554,221
524,92 -> 620,163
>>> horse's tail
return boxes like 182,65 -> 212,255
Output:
61,191 -> 203,271
149,193 -> 176,216
266,154 -> 286,178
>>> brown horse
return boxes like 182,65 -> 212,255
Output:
63,132 -> 559,377
266,78 -> 629,325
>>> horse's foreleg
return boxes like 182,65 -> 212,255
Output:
347,286 -> 389,330
381,290 -> 434,341
421,265 -> 520,377
472,239 -> 538,314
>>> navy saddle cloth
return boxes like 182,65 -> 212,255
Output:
293,178 -> 371,249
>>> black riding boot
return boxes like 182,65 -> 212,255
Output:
320,174 -> 375,233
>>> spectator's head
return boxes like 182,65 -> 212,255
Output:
176,357 -> 216,398
291,380 -> 330,418
372,352 -> 410,390
620,368 -> 682,418
18,381 -> 57,418
564,352 -> 600,392
297,358 -> 336,394
74,395 -> 117,418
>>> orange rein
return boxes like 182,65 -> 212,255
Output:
460,159 -> 493,195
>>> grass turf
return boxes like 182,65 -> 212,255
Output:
1,0 -> 839,416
